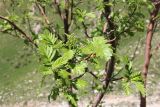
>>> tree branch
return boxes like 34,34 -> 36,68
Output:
140,2 -> 160,107
106,37 -> 116,44
131,37 -> 142,61
111,77 -> 123,81
53,0 -> 63,20
36,2 -> 50,24
82,22 -> 92,38
92,0 -> 117,106
0,16 -> 36,46
72,68 -> 98,81
36,2 -> 56,34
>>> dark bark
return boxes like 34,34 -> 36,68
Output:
140,2 -> 160,107
53,0 -> 69,42
61,0 -> 70,43
92,0 -> 117,107
63,1 -> 75,107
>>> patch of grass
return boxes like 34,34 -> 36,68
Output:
0,34 -> 47,104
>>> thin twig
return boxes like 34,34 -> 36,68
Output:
68,0 -> 74,31
131,37 -> 142,61
72,72 -> 87,81
88,71 -> 98,79
111,77 -> 123,81
70,0 -> 74,23
26,17 -> 36,35
78,53 -> 96,62
0,15 -> 36,46
36,2 -> 55,34
35,2 -> 50,24
82,22 -> 92,38
53,0 -> 63,20
106,37 -> 116,44
72,68 -> 98,81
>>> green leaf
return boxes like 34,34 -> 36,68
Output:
58,70 -> 70,79
41,67 -> 53,75
132,81 -> 145,97
64,94 -> 77,107
81,43 -> 93,54
48,86 -> 59,101
82,37 -> 113,60
73,62 -> 87,74
38,44 -> 56,63
128,61 -> 132,70
52,50 -> 74,70
40,32 -> 57,45
130,72 -> 145,96
76,79 -> 87,89
86,12 -> 96,18
122,82 -> 132,95
92,37 -> 113,60
66,34 -> 78,49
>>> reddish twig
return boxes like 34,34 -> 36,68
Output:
140,2 -> 160,107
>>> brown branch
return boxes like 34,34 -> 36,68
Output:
93,2 -> 138,107
63,0 -> 70,35
68,0 -> 74,31
153,0 -> 160,6
106,37 -> 116,44
35,2 -> 50,24
0,16 -> 36,46
92,0 -> 117,107
70,0 -> 74,23
140,2 -> 160,107
53,0 -> 63,20
36,2 -> 56,34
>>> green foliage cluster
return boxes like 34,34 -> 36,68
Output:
37,31 -> 113,106
0,0 -> 154,106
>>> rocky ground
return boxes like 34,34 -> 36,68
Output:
0,70 -> 159,107
1,84 -> 160,107
0,94 -> 160,107
0,73 -> 160,107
